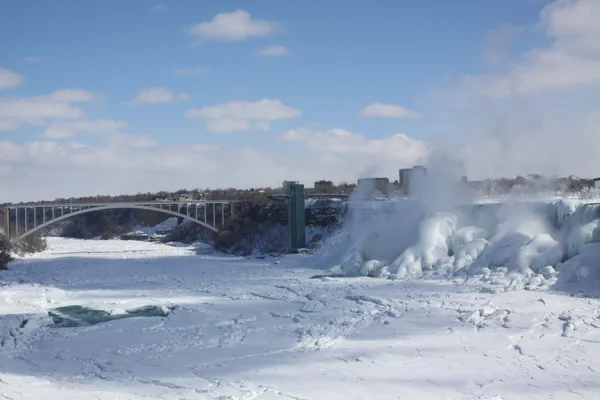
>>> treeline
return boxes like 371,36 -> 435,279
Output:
58,210 -> 137,240
4,187 -> 285,206
466,175 -> 600,196
0,233 -> 47,269
3,175 -> 599,208
3,182 -> 358,207
171,200 -> 348,255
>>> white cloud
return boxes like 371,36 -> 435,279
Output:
482,25 -> 520,68
0,127 -> 430,202
151,3 -> 167,12
435,0 -> 600,181
0,139 -> 256,200
39,89 -> 95,103
457,107 -> 600,180
281,128 -> 430,159
259,45 -> 290,57
188,9 -> 277,43
0,119 -> 20,131
23,56 -> 42,63
461,0 -> 600,99
174,67 -> 213,77
360,103 -> 422,118
205,119 -> 250,133
40,120 -> 128,139
482,51 -> 600,98
38,119 -> 156,151
278,127 -> 431,185
127,87 -> 189,105
0,89 -> 94,128
186,98 -> 300,133
187,99 -> 300,120
253,120 -> 271,131
0,68 -> 24,90
542,0 -> 600,55
107,133 -> 159,148
0,101 -> 81,121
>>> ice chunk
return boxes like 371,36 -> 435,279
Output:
565,219 -> 600,258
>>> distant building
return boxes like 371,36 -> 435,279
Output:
357,177 -> 390,197
337,182 -> 356,195
398,165 -> 428,196
411,165 -> 427,178
399,168 -> 411,193
282,180 -> 299,192
314,180 -> 334,193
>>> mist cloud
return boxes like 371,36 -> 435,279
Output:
431,0 -> 600,181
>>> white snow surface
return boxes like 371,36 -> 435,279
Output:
1,237 -> 600,399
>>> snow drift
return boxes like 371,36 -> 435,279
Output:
320,199 -> 600,292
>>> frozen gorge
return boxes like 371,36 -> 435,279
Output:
3,198 -> 600,399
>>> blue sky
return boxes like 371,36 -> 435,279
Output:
0,0 -> 599,201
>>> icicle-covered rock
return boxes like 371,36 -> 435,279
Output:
318,199 -> 600,291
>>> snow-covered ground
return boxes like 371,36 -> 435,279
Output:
1,237 -> 600,399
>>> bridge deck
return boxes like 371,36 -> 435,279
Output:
8,200 -> 232,208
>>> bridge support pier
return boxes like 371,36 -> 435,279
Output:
2,207 -> 9,238
286,183 -> 306,251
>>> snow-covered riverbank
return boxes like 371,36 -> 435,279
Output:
1,237 -> 599,399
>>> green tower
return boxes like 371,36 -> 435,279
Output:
286,182 -> 306,251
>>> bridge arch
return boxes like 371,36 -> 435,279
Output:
14,204 -> 220,242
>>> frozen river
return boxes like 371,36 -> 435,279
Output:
1,237 -> 599,399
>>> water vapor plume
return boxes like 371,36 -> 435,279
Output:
410,148 -> 472,212
441,0 -> 600,181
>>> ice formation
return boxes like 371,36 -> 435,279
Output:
324,199 -> 600,291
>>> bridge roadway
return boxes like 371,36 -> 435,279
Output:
2,200 -> 235,242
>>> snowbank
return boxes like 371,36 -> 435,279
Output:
323,199 -> 600,292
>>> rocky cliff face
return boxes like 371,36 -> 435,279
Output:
166,200 -> 348,255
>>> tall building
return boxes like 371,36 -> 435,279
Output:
398,165 -> 428,196
411,165 -> 427,178
399,168 -> 412,193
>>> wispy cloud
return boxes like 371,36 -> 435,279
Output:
127,87 -> 189,105
40,120 -> 127,139
188,9 -> 278,44
0,68 -> 24,90
186,99 -> 300,133
151,3 -> 167,12
174,67 -> 213,77
259,45 -> 290,57
0,89 -> 94,131
360,103 -> 422,118
23,56 -> 42,63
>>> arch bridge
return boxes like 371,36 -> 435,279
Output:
2,200 -> 237,242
